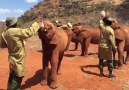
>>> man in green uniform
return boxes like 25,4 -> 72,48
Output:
0,17 -> 41,90
98,17 -> 117,78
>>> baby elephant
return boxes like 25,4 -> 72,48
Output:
38,19 -> 68,89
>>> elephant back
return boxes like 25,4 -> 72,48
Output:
123,26 -> 129,46
90,28 -> 100,44
78,27 -> 92,39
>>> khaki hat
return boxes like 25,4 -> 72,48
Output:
6,17 -> 18,26
107,17 -> 114,22
67,22 -> 72,28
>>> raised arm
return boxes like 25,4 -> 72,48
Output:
14,22 -> 40,39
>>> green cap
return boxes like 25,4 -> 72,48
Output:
6,17 -> 18,26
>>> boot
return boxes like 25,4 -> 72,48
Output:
113,60 -> 118,69
108,70 -> 116,78
100,69 -> 105,77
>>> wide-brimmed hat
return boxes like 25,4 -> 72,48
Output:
107,17 -> 114,22
67,22 -> 72,28
6,17 -> 18,26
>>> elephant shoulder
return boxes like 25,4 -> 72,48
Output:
114,27 -> 125,40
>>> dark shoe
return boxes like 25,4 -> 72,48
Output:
100,69 -> 105,77
108,74 -> 116,78
100,73 -> 105,77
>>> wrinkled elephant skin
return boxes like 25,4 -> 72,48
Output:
72,24 -> 100,56
38,20 -> 68,89
65,28 -> 80,51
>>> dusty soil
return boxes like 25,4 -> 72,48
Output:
0,36 -> 129,90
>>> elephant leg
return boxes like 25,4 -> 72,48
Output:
65,35 -> 72,51
85,37 -> 91,55
80,38 -> 90,56
50,48 -> 59,89
57,52 -> 64,75
117,40 -> 125,69
74,42 -> 79,50
40,52 -> 50,86
113,52 -> 117,69
125,51 -> 129,65
80,38 -> 86,56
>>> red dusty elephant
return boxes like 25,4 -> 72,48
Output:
111,20 -> 129,68
72,24 -> 100,56
38,19 -> 68,89
62,27 -> 80,51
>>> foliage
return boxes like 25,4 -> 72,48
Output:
18,0 -> 129,27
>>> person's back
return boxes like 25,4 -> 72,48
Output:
4,28 -> 25,53
98,16 -> 117,78
99,23 -> 114,49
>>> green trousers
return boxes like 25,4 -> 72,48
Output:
99,59 -> 114,71
7,71 -> 23,90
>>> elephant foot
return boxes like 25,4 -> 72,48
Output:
65,50 -> 68,51
114,66 -> 118,69
81,53 -> 88,56
81,54 -> 84,56
40,79 -> 47,86
65,49 -> 69,51
74,48 -> 77,51
50,81 -> 58,89
118,65 -> 123,70
125,62 -> 129,65
57,70 -> 61,75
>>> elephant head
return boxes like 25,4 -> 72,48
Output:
72,23 -> 83,34
111,19 -> 120,30
72,23 -> 92,39
110,19 -> 125,41
38,19 -> 58,44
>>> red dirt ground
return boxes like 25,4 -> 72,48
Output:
0,36 -> 129,90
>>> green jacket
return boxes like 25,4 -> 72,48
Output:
98,20 -> 116,60
1,22 -> 40,77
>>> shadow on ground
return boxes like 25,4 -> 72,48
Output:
21,69 -> 51,89
80,65 -> 100,77
64,53 -> 76,57
88,52 -> 98,55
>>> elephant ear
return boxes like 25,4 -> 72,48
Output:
114,27 -> 125,40
43,19 -> 59,45
111,19 -> 120,30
